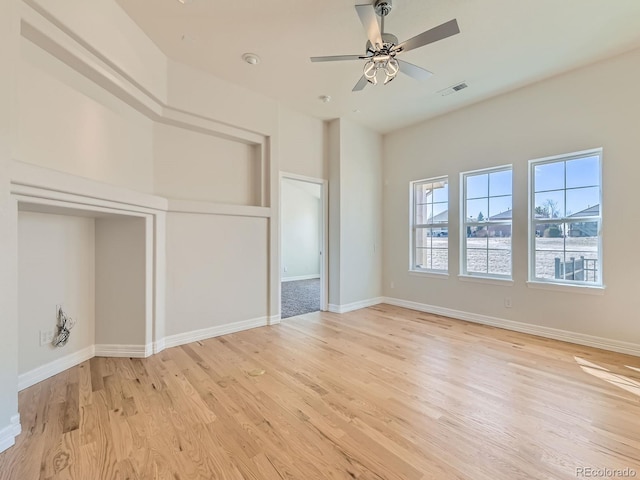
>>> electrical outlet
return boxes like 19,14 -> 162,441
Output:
390,281 -> 395,289
504,297 -> 512,308
283,266 -> 288,273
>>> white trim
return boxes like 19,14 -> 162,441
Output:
167,199 -> 270,218
18,345 -> 95,391
279,172 -> 324,184
153,338 -> 166,354
20,1 -> 268,145
526,281 -> 605,295
528,148 -> 603,287
328,297 -> 384,314
408,270 -> 449,279
458,275 -> 514,287
163,317 -> 269,349
0,414 -> 21,453
94,344 -> 151,358
460,165 -> 514,279
382,297 -> 640,357
409,176 -> 449,273
282,274 -> 321,282
11,160 -> 167,212
15,314 -> 279,393
279,173 -> 329,312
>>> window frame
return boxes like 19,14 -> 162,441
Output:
527,148 -> 603,288
460,164 -> 514,280
409,175 -> 449,274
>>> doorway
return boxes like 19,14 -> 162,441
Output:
280,174 -> 327,318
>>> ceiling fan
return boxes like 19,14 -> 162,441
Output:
310,0 -> 460,91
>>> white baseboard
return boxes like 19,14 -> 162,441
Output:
0,414 -> 21,454
328,297 -> 384,314
16,317 -> 275,395
153,338 -> 166,354
18,345 -> 95,391
382,297 -> 640,357
163,317 -> 269,349
282,274 -> 321,282
94,344 -> 151,358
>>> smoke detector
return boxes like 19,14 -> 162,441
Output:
242,53 -> 261,65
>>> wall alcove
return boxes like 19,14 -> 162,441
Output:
12,161 -> 167,391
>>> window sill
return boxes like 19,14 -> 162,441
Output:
408,270 -> 449,280
458,275 -> 514,287
526,281 -> 605,296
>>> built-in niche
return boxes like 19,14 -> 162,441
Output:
16,196 -> 157,391
153,123 -> 265,206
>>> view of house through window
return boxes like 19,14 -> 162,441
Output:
530,150 -> 602,285
461,166 -> 513,278
411,177 -> 449,272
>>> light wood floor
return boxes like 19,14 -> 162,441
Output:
2,304 -> 640,480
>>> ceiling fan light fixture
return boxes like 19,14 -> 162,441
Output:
363,60 -> 377,81
312,3 -> 460,92
384,58 -> 399,84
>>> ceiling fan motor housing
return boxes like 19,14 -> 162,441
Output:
374,0 -> 393,17
366,33 -> 399,52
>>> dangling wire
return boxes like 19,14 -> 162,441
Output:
53,306 -> 75,347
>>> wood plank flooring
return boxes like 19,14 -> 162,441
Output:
2,304 -> 640,479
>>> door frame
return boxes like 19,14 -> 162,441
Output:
279,172 -> 328,313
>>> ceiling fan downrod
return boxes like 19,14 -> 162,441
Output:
374,0 -> 392,34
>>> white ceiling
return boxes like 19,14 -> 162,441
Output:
115,0 -> 640,134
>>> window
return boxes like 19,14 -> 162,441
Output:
410,177 -> 449,273
529,149 -> 602,286
461,166 -> 513,279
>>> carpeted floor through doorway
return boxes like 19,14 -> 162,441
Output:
281,278 -> 320,319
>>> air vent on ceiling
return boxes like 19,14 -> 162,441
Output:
438,82 -> 468,96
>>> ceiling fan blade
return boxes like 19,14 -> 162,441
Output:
398,60 -> 433,81
310,55 -> 363,62
355,4 -> 383,48
353,75 -> 369,92
395,19 -> 460,53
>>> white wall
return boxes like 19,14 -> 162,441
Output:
165,213 -> 269,336
383,48 -> 640,344
17,212 -> 95,374
0,0 -> 20,449
281,179 -> 321,280
28,0 -> 169,103
95,216 -> 147,347
153,123 -> 259,205
18,38 -> 155,192
328,119 -> 342,306
329,119 -> 383,307
167,60 -> 278,137
278,106 -> 328,180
